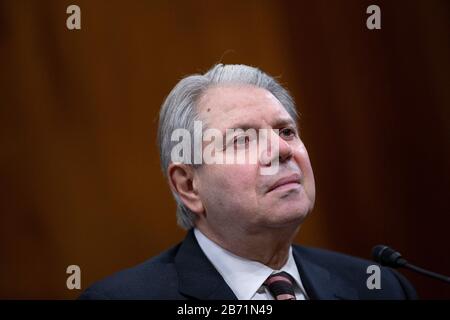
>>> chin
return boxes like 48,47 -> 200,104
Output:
263,205 -> 310,228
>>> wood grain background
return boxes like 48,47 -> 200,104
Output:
0,0 -> 449,299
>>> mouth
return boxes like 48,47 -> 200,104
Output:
267,173 -> 302,193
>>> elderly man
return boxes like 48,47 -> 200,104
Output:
79,64 -> 417,300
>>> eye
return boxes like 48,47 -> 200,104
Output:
280,127 -> 296,139
233,135 -> 250,147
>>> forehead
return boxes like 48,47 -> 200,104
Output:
197,85 -> 294,129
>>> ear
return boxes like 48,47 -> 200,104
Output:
167,163 -> 205,215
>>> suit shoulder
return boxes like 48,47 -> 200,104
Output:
293,245 -> 376,269
79,243 -> 182,300
293,245 -> 418,299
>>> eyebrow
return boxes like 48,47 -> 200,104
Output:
227,117 -> 298,132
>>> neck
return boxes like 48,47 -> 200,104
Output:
196,223 -> 300,270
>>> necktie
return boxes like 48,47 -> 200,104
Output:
264,271 -> 296,300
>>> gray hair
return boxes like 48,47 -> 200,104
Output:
157,64 -> 298,229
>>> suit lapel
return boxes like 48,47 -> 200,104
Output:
174,231 -> 358,300
293,246 -> 359,300
174,230 -> 237,300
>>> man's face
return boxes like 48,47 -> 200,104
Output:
194,85 -> 315,234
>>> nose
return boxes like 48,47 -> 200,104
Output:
278,134 -> 293,163
259,129 -> 293,166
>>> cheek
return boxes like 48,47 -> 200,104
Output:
199,165 -> 258,203
294,145 -> 315,192
219,165 -> 257,192
297,147 -> 312,172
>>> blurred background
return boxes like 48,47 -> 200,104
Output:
0,0 -> 449,299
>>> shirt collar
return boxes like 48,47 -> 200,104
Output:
194,228 -> 306,300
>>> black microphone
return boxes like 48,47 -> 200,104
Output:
372,245 -> 450,283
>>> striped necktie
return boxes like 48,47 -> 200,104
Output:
264,271 -> 296,300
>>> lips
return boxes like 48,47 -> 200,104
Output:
267,173 -> 302,193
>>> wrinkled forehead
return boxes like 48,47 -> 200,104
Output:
197,85 -> 295,131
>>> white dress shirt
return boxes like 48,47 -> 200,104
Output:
194,228 -> 308,300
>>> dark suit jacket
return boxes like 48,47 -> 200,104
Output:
79,230 -> 417,300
